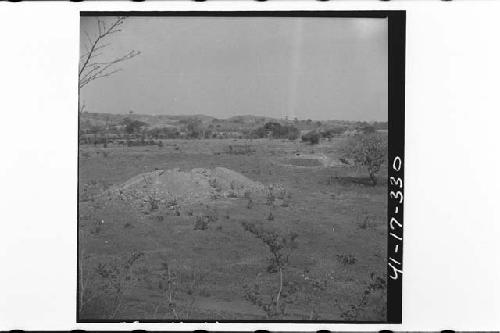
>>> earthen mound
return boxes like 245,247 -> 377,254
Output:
105,167 -> 266,208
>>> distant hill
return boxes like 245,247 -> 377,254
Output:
79,112 -> 386,133
226,115 -> 277,124
79,113 -> 217,129
79,113 -> 277,131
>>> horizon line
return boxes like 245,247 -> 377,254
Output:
81,111 -> 388,123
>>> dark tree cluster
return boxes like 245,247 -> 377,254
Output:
252,122 -> 300,140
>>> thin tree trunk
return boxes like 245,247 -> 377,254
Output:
276,268 -> 283,314
111,295 -> 122,319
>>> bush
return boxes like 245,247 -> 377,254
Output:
145,191 -> 160,211
265,186 -> 277,208
321,126 -> 347,138
338,272 -> 387,321
301,131 -> 320,145
241,221 -> 298,273
241,221 -> 299,318
336,254 -> 357,265
359,125 -> 376,134
341,133 -> 388,185
123,118 -> 147,134
286,126 -> 300,140
194,216 -> 208,230
79,250 -> 144,318
194,214 -> 218,230
226,144 -> 254,155
252,122 -> 300,140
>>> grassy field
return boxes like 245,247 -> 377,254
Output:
78,138 -> 388,321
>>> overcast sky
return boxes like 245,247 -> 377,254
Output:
80,16 -> 387,121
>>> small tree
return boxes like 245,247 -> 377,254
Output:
122,118 -> 147,135
185,119 -> 203,139
301,131 -> 320,145
341,133 -> 387,186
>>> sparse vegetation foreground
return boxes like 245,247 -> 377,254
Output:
79,127 -> 388,321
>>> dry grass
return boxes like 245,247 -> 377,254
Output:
78,138 -> 387,321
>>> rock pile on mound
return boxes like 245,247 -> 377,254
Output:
105,167 -> 267,209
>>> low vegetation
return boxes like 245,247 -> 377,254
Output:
79,112 -> 387,147
79,126 -> 388,321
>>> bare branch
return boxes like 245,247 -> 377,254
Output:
97,19 -> 102,36
78,15 -> 139,94
79,16 -> 133,81
79,102 -> 86,114
80,48 -> 140,89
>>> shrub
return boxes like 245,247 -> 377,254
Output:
301,131 -> 320,145
145,191 -> 160,211
244,191 -> 253,209
359,125 -> 376,134
166,197 -> 178,208
321,126 -> 347,138
241,222 -> 299,318
251,123 -> 300,140
226,144 -> 254,155
286,127 -> 300,140
123,118 -> 147,134
266,187 -> 276,207
155,262 -> 179,319
338,272 -> 387,321
243,282 -> 286,318
79,250 -> 145,318
194,215 -> 217,230
273,184 -> 287,200
194,216 -> 208,230
336,254 -> 357,265
299,269 -> 336,319
341,133 -> 388,186
241,221 -> 298,273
